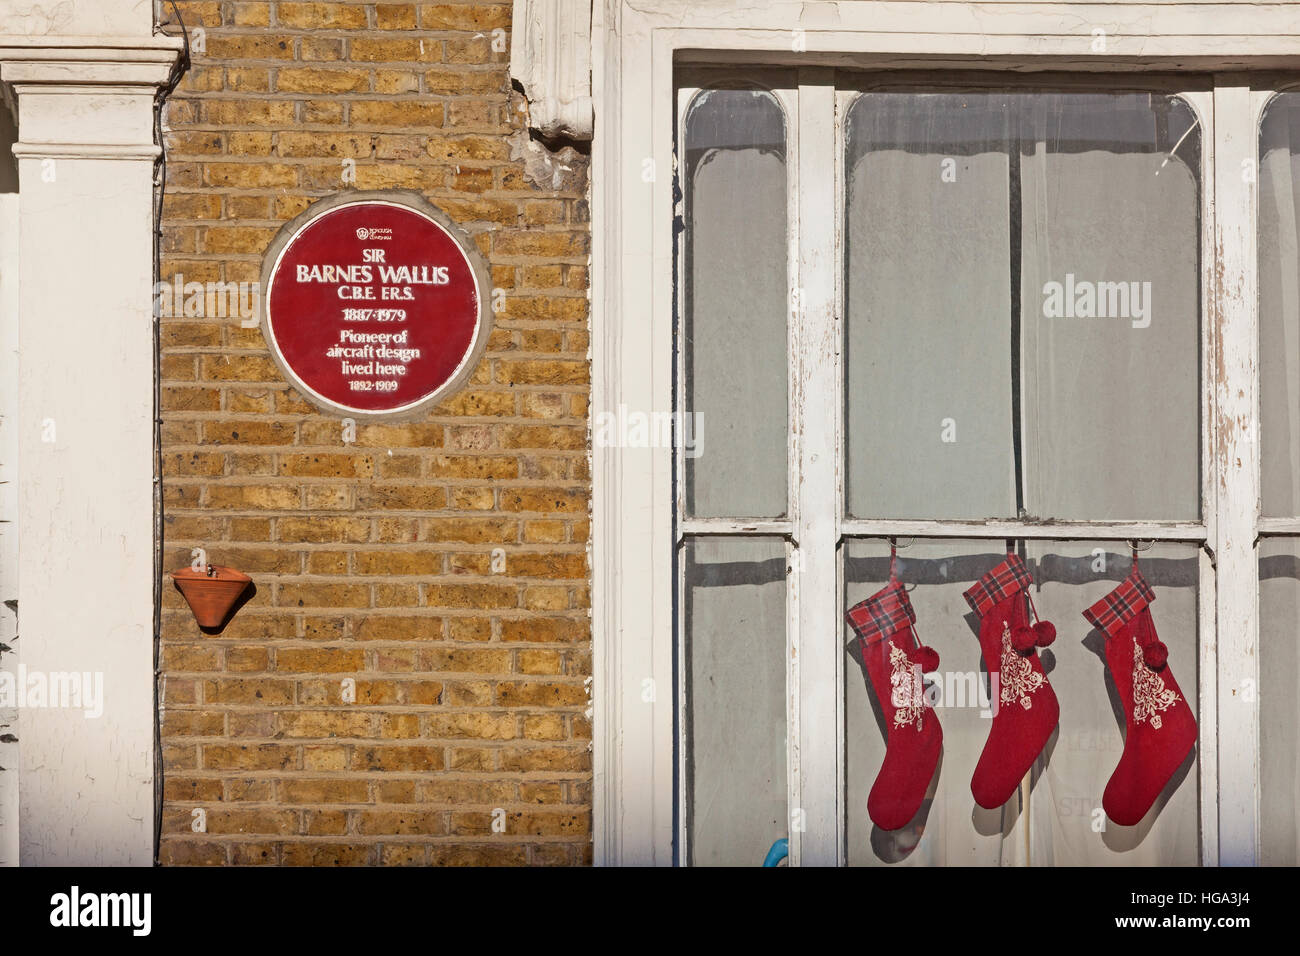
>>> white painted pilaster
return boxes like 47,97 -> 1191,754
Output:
0,36 -> 181,866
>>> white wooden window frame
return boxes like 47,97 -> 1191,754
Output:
591,0 -> 1297,867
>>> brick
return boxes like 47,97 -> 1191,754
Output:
203,809 -> 299,835
274,647 -> 365,672
499,486 -> 586,512
495,681 -> 587,707
375,5 -> 419,30
419,4 -> 513,31
304,810 -> 349,835
159,840 -> 226,866
381,845 -> 427,866
277,516 -> 370,543
162,711 -> 225,737
206,484 -> 300,510
422,517 -> 517,543
351,100 -> 445,128
427,844 -> 527,867
282,778 -> 371,804
501,618 -> 588,644
280,843 -> 373,866
301,37 -> 345,61
353,551 -> 442,575
349,37 -> 441,63
497,746 -> 590,773
421,779 -> 515,804
374,70 -> 421,94
233,844 -> 279,865
355,810 -> 447,835
427,136 -> 509,162
276,69 -> 372,95
280,453 -> 376,478
517,651 -> 565,677
278,584 -> 370,609
435,390 -> 515,417
426,455 -> 513,480
426,713 -> 516,740
277,2 -> 369,30
493,231 -> 588,258
355,746 -> 445,772
203,744 -> 297,771
498,426 -> 586,450
227,131 -> 275,155
381,714 -> 420,738
522,712 -> 566,739
505,552 -> 587,579
227,67 -> 271,92
279,711 -> 375,738
231,3 -> 272,28
426,584 -> 516,610
164,776 -> 224,802
356,484 -> 447,510
206,35 -> 295,59
204,100 -> 297,126
202,679 -> 295,706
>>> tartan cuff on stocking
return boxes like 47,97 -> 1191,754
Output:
1082,569 -> 1156,639
845,579 -> 916,646
962,553 -> 1033,616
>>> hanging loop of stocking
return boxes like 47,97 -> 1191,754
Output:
986,551 -> 1055,654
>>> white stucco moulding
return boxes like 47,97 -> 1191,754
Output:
510,0 -> 594,141
0,36 -> 182,158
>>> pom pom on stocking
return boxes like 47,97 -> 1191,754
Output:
908,645 -> 940,673
1032,621 -> 1057,647
1142,640 -> 1169,671
1011,625 -> 1038,653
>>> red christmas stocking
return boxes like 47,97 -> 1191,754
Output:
846,579 -> 943,831
962,554 -> 1060,809
1084,569 -> 1197,826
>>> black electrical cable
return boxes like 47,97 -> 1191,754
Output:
152,0 -> 190,866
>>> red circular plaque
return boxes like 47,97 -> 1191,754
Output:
262,194 -> 490,418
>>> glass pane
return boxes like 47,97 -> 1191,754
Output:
1018,95 -> 1200,520
845,538 -> 1199,866
1260,94 -> 1300,518
845,94 -> 1017,520
845,539 -> 1013,865
683,89 -> 789,519
845,91 -> 1201,521
1025,540 -> 1199,864
683,536 -> 787,866
1259,538 -> 1300,865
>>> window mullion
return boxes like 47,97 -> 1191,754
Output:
1180,86 -> 1220,868
1211,77 -> 1262,866
790,70 -> 840,867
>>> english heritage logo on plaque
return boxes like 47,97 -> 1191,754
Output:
261,192 -> 492,419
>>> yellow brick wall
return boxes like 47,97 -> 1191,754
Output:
157,1 -> 592,866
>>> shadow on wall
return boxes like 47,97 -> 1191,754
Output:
0,99 -> 16,193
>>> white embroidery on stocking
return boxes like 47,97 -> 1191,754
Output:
1131,634 -> 1179,730
1000,621 -> 1046,711
888,640 -> 925,731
